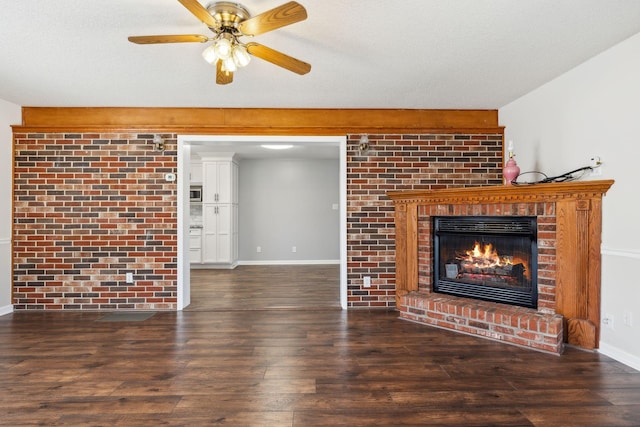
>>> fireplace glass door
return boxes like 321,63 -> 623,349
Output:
433,216 -> 538,308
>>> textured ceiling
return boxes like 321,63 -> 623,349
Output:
2,0 -> 640,110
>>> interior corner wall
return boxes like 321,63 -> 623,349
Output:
499,31 -> 640,370
0,98 -> 21,313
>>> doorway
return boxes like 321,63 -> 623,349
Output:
176,135 -> 348,310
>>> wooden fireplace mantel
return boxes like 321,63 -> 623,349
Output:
387,180 -> 615,205
387,179 -> 614,350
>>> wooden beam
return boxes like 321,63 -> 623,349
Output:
16,107 -> 502,135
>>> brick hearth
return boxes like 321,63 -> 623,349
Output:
388,180 -> 613,354
401,292 -> 563,353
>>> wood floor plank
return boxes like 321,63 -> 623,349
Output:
597,388 -> 640,405
506,372 -> 640,390
315,377 -> 515,393
520,405 -> 640,427
390,388 -> 612,408
58,411 -> 295,427
292,409 -> 534,427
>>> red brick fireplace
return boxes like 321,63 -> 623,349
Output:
388,180 -> 613,354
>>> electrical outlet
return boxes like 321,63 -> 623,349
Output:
292,246 -> 297,253
363,276 -> 371,288
602,313 -> 614,329
125,272 -> 133,283
623,310 -> 633,327
590,156 -> 602,176
256,246 -> 261,253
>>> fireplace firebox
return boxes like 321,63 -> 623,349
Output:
433,216 -> 538,309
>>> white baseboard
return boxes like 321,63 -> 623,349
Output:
0,304 -> 13,316
601,246 -> 640,260
0,239 -> 11,316
190,262 -> 239,270
598,342 -> 640,372
238,259 -> 340,266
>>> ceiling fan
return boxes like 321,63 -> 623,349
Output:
128,0 -> 311,85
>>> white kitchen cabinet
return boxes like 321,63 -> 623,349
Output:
202,204 -> 231,263
203,157 -> 237,204
190,160 -> 203,184
189,227 -> 202,263
200,155 -> 238,268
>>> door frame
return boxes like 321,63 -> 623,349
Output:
176,135 -> 347,310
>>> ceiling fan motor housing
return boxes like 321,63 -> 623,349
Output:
207,2 -> 250,30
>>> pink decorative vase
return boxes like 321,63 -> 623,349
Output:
503,157 -> 520,185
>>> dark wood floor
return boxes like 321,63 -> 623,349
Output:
187,264 -> 341,311
1,266 -> 640,426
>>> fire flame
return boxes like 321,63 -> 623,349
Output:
456,242 -> 512,268
455,241 -> 530,280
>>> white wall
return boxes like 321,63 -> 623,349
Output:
0,99 -> 21,314
500,32 -> 640,370
238,158 -> 340,263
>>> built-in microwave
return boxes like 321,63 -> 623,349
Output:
189,185 -> 202,202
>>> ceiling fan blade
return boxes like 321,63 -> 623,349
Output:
128,35 -> 209,44
246,42 -> 311,75
216,61 -> 234,85
177,0 -> 219,29
238,1 -> 307,36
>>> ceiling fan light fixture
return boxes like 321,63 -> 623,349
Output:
213,34 -> 233,59
201,44 -> 218,64
221,56 -> 237,72
232,44 -> 251,67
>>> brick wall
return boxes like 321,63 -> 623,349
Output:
346,134 -> 503,308
13,132 -> 178,310
12,131 -> 503,310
